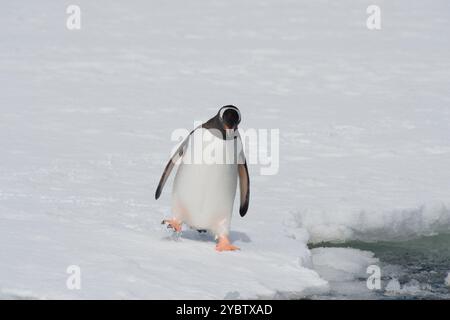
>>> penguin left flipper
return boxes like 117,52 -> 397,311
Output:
155,128 -> 197,200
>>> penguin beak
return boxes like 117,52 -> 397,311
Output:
224,124 -> 238,130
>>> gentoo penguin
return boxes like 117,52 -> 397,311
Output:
155,105 -> 250,251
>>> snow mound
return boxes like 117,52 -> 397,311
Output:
311,248 -> 378,282
296,203 -> 450,243
309,247 -> 379,299
0,214 -> 328,299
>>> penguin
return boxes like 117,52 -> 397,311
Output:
155,105 -> 250,251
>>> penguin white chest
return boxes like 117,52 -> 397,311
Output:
171,128 -> 239,236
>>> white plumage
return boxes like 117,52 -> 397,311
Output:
171,128 -> 242,237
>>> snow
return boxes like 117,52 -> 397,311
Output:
311,248 -> 378,282
1,0 -> 450,299
0,209 -> 327,299
310,248 -> 380,299
297,204 -> 450,243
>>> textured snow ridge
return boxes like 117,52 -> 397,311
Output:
296,203 -> 450,243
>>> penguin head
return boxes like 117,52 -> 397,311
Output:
218,105 -> 241,130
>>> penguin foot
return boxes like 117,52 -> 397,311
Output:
215,236 -> 240,252
161,219 -> 182,233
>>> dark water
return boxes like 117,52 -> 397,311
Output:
309,233 -> 450,299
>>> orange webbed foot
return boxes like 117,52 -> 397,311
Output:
215,236 -> 240,252
161,219 -> 182,233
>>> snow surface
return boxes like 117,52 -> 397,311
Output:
1,0 -> 450,299
309,248 -> 380,299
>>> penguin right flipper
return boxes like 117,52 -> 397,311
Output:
236,130 -> 250,217
238,162 -> 250,217
155,129 -> 196,200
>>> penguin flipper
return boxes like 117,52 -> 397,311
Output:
238,162 -> 250,217
155,129 -> 194,200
